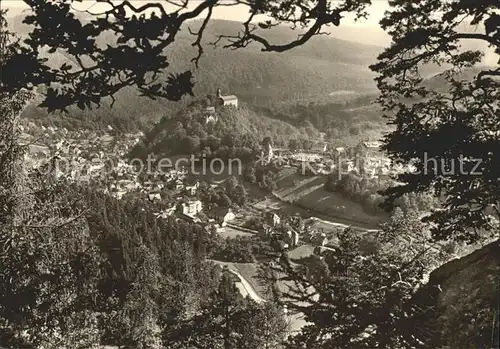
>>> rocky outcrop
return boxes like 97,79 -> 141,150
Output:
411,239 -> 499,348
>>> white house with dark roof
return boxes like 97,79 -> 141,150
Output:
362,141 -> 382,151
265,212 -> 281,227
284,229 -> 300,248
353,140 -> 384,159
334,147 -> 346,155
212,207 -> 236,227
216,88 -> 238,108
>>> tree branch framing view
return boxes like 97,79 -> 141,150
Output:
2,0 -> 371,110
0,0 -> 499,348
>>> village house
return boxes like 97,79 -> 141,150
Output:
184,181 -> 199,196
181,200 -> 203,217
312,142 -> 329,153
142,180 -> 164,193
341,159 -> 355,172
315,163 -> 331,175
311,232 -> 328,246
260,224 -> 274,240
117,179 -> 139,192
204,219 -> 226,234
148,192 -> 162,201
300,228 -> 317,243
289,214 -> 303,228
284,229 -> 300,248
313,245 -> 337,259
360,156 -> 391,178
291,152 -> 323,163
265,212 -> 281,227
276,239 -> 289,251
362,140 -> 382,152
213,207 -> 236,227
205,114 -> 218,124
154,206 -> 176,219
179,213 -> 201,224
173,178 -> 184,191
201,222 -> 224,235
205,106 -> 216,114
355,140 -> 383,158
333,147 -> 346,160
110,186 -> 127,200
203,106 -> 218,124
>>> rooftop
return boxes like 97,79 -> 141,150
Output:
362,141 -> 382,149
220,95 -> 238,101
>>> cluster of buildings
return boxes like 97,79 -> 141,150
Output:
254,210 -> 355,255
20,122 -> 245,236
266,139 -> 411,179
258,211 -> 301,250
21,125 -> 191,202
22,124 -> 141,166
153,196 -> 237,235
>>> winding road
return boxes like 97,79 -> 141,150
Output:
210,259 -> 309,334
229,269 -> 266,304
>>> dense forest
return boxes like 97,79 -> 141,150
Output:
1,1 -> 498,348
1,171 -> 287,348
255,94 -> 386,144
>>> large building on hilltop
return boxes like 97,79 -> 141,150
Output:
216,88 -> 238,108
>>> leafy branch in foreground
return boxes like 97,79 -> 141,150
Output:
269,209 -> 455,349
371,0 -> 500,243
1,0 -> 371,112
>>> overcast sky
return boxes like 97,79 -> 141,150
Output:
2,0 -> 389,25
2,0 -> 391,45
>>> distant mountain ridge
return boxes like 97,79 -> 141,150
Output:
7,14 -> 382,131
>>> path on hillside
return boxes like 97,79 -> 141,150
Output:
209,259 -> 309,334
229,269 -> 266,304
209,260 -> 264,303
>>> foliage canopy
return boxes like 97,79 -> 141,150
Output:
371,0 -> 500,243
